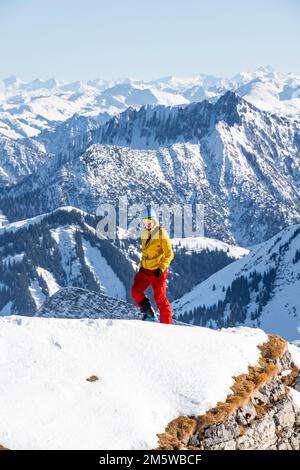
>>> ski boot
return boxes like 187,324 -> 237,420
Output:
139,298 -> 156,322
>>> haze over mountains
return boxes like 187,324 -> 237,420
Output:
1,66 -> 300,140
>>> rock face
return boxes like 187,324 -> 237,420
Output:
199,375 -> 299,450
36,287 -> 138,319
158,346 -> 300,450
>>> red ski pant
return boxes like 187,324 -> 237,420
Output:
131,268 -> 173,324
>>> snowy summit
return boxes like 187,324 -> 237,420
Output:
0,317 -> 270,450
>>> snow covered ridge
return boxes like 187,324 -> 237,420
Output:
92,90 -> 300,149
1,66 -> 300,140
171,236 -> 249,259
173,224 -> 300,342
0,205 -> 87,234
0,317 -> 275,450
0,113 -> 103,188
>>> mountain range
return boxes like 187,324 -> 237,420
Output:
1,89 -> 299,246
0,206 -> 239,316
0,67 -> 300,341
1,66 -> 300,141
173,223 -> 300,341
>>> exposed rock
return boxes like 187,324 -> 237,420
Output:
190,351 -> 300,450
273,397 -> 295,428
202,416 -> 240,447
158,340 -> 300,451
293,376 -> 300,393
36,287 -> 137,319
236,414 -> 276,450
236,401 -> 257,425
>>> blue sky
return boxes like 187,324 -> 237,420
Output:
0,0 -> 299,81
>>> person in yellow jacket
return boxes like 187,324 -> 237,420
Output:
131,207 -> 174,323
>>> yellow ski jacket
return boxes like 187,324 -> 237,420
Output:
140,222 -> 174,271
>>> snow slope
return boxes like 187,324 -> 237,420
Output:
0,205 -> 87,235
0,136 -> 47,187
0,207 -> 134,315
173,224 -> 300,341
0,317 -> 267,450
81,239 -> 126,299
172,236 -> 249,259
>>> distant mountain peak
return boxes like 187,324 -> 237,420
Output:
257,65 -> 276,73
2,75 -> 19,87
214,91 -> 242,126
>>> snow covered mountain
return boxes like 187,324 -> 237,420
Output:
0,206 -> 240,316
0,113 -> 109,188
172,224 -> 300,341
34,113 -> 108,162
0,207 -> 135,316
1,67 -> 299,140
0,136 -> 48,188
2,92 -> 300,245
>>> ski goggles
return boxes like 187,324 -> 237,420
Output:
143,217 -> 153,224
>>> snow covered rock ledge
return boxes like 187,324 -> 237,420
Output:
0,317 -> 299,450
0,317 -> 269,450
158,336 -> 300,450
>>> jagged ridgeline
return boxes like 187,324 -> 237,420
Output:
1,92 -> 300,245
0,207 -> 238,316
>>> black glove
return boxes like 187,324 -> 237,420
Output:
154,268 -> 163,278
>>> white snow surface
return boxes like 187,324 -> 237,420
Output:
289,344 -> 300,369
81,239 -> 126,299
172,237 -> 249,259
0,317 -> 267,450
28,280 -> 45,310
36,267 -> 60,297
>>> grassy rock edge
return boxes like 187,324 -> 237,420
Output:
157,334 -> 299,450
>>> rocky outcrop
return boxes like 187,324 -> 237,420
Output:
158,336 -> 300,450
197,373 -> 299,450
36,287 -> 138,319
